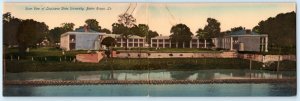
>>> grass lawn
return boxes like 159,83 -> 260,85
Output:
115,47 -> 221,53
5,58 -> 296,73
4,47 -> 88,58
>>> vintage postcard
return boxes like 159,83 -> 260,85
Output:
2,2 -> 296,96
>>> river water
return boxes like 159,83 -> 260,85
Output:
5,69 -> 296,80
4,70 -> 297,96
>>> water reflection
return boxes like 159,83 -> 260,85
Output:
6,70 -> 296,81
4,83 -> 296,96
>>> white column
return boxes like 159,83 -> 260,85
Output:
176,42 -> 178,48
126,39 -> 129,48
138,39 -> 140,47
189,40 -> 192,48
223,38 -> 225,48
183,42 -> 185,48
163,39 -> 165,48
227,38 -> 229,49
204,39 -> 207,48
226,38 -> 228,49
132,39 -> 135,47
156,39 -> 159,48
261,37 -> 264,52
169,41 -> 172,48
265,36 -> 268,52
222,38 -> 224,48
197,39 -> 199,48
230,37 -> 233,50
151,39 -> 153,47
121,38 -> 123,47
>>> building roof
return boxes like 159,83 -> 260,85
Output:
152,35 -> 199,39
61,31 -> 145,39
229,30 -> 258,35
226,30 -> 267,37
61,32 -> 104,37
152,36 -> 170,39
104,34 -> 145,39
74,27 -> 98,32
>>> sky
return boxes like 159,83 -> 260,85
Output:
3,3 -> 295,36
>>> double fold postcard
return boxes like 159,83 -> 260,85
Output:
2,2 -> 296,96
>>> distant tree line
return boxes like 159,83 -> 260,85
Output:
252,11 -> 296,49
3,12 -> 159,52
3,12 -> 48,53
3,11 -> 296,53
169,11 -> 296,51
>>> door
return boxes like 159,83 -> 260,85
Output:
70,43 -> 75,50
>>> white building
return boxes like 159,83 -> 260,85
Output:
60,28 -> 146,51
212,30 -> 268,52
60,32 -> 103,51
150,36 -> 209,48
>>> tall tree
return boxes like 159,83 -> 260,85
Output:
230,26 -> 245,32
3,12 -> 21,47
196,28 -> 209,41
252,11 -> 296,50
85,19 -> 101,32
48,23 -> 74,44
135,24 -> 149,37
170,23 -> 193,48
3,12 -> 12,22
17,19 -> 48,53
204,18 -> 221,38
101,37 -> 116,47
147,30 -> 159,44
112,13 -> 137,50
100,28 -> 111,34
61,23 -> 75,31
112,23 -> 136,49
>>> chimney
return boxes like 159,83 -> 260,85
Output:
83,25 -> 89,32
160,34 -> 162,36
246,29 -> 251,34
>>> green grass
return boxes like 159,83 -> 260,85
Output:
4,47 -> 88,58
115,47 -> 220,53
5,58 -> 295,73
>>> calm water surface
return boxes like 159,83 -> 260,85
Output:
6,69 -> 296,80
4,83 -> 296,96
4,70 -> 296,96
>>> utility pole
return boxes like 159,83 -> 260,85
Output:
277,47 -> 281,72
248,54 -> 252,79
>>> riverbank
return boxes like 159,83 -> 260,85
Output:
5,58 -> 296,73
4,78 -> 296,86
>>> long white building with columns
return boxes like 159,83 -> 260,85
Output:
61,27 -> 268,52
150,36 -> 209,48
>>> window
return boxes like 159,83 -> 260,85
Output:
116,38 -> 121,41
129,43 -> 133,47
139,43 -> 143,47
153,44 -> 157,47
192,39 -> 198,42
69,35 -> 76,43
